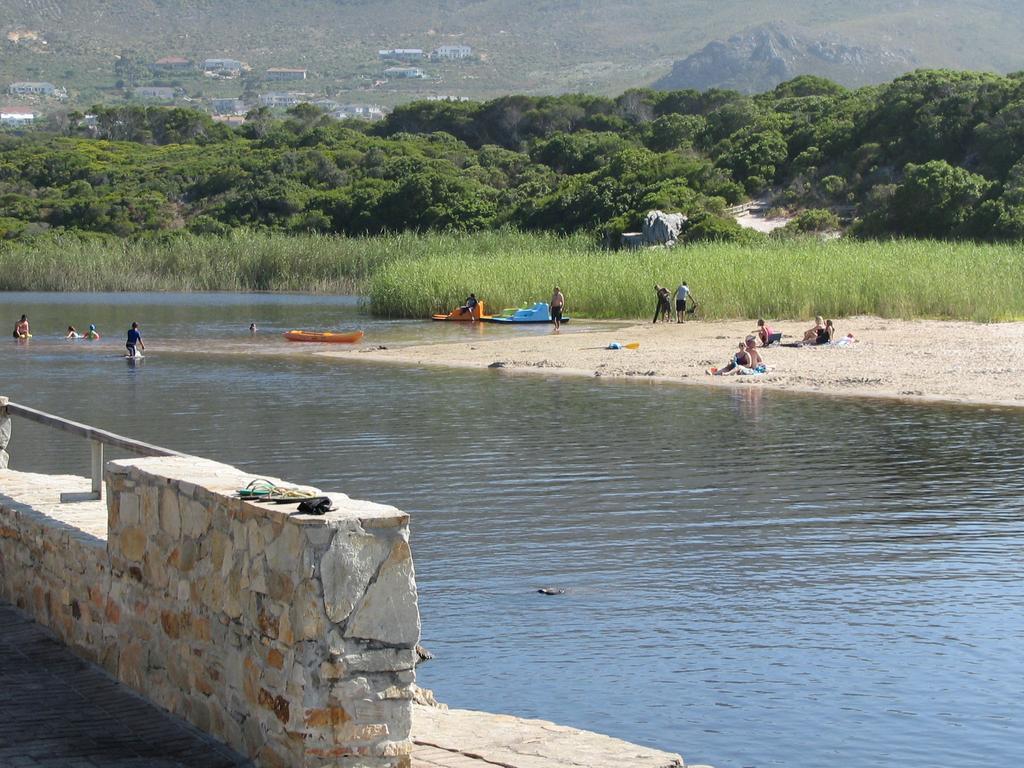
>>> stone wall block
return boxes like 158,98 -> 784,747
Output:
120,492 -> 141,527
321,528 -> 390,624
264,521 -> 303,573
159,487 -> 182,539
181,498 -> 212,538
141,486 -> 159,530
343,539 -> 420,648
290,578 -> 327,642
119,526 -> 148,562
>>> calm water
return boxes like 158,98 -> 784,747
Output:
1,293 -> 1022,768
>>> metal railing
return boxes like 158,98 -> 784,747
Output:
0,396 -> 184,502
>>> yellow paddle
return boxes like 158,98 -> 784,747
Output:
623,342 -> 640,350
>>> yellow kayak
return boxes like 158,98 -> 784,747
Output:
284,330 -> 364,343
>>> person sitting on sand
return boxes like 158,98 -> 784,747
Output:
13,315 -> 29,339
653,285 -> 672,324
459,293 -> 479,321
754,318 -> 782,346
744,335 -> 763,367
65,326 -> 81,339
710,343 -> 751,376
85,324 -> 100,340
802,315 -> 825,344
816,319 -> 835,345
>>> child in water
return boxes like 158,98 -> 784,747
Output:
66,326 -> 81,339
85,324 -> 100,340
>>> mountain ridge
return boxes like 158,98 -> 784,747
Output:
2,1 -> 1024,104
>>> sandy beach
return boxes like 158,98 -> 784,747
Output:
322,317 -> 1024,409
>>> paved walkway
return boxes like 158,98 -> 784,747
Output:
411,705 -> 687,768
0,602 -> 252,768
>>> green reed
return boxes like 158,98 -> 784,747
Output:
369,237 -> 1024,322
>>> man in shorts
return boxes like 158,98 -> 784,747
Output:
674,282 -> 692,323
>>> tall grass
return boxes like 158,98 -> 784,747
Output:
369,238 -> 1024,322
4,232 -> 1023,322
0,230 -> 441,293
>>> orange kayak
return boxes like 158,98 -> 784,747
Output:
284,330 -> 364,343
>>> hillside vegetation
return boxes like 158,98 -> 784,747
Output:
4,70 -> 1024,243
2,0 -> 1024,103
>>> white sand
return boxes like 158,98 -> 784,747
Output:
320,317 -> 1024,409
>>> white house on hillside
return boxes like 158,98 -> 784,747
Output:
384,67 -> 425,79
133,86 -> 175,100
259,92 -> 311,107
378,49 -> 423,62
204,58 -> 244,73
1,107 -> 36,125
431,45 -> 472,60
332,104 -> 386,121
8,81 -> 58,96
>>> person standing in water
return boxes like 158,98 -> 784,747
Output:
249,323 -> 257,334
550,285 -> 565,330
125,322 -> 145,358
13,315 -> 29,339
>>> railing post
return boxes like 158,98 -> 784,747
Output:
0,396 -> 10,470
91,440 -> 103,498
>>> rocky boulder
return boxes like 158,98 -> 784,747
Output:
642,210 -> 688,246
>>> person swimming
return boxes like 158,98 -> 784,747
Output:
66,326 -> 81,339
85,324 -> 100,340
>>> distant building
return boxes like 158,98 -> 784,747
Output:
258,91 -> 311,108
153,56 -> 192,70
332,103 -> 386,121
0,107 -> 36,125
212,114 -> 246,127
384,67 -> 425,79
133,86 -> 175,100
378,49 -> 423,62
265,68 -> 307,81
210,97 -> 245,114
431,45 -> 472,60
203,58 -> 244,73
8,81 -> 57,96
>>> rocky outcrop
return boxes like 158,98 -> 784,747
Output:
654,22 -> 917,93
642,210 -> 688,246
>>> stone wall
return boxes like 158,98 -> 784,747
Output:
0,455 -> 420,768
